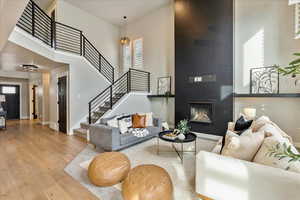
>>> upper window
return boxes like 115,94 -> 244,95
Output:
133,38 -> 143,68
123,43 -> 132,72
2,86 -> 16,94
295,3 -> 300,39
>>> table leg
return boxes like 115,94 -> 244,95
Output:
195,138 -> 197,155
157,137 -> 159,155
181,143 -> 183,164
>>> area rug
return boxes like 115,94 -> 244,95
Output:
64,137 -> 217,200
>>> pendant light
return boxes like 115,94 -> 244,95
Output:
120,16 -> 130,45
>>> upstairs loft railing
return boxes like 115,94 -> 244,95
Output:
88,69 -> 150,124
16,0 -> 114,83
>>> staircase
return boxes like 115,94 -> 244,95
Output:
17,0 -> 151,139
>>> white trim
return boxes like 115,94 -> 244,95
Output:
192,131 -> 221,142
21,116 -> 30,120
0,82 -> 23,119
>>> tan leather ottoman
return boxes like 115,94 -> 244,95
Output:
88,152 -> 131,187
122,164 -> 173,200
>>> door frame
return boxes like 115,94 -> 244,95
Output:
0,82 -> 22,119
56,72 -> 69,134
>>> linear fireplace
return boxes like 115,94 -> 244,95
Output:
189,102 -> 214,124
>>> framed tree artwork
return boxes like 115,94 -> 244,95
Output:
157,76 -> 171,95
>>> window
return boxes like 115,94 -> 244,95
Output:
133,38 -> 143,68
2,86 -> 16,94
295,3 -> 300,39
123,43 -> 132,72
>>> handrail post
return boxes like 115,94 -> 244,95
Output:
110,86 -> 113,109
127,72 -> 130,93
50,19 -> 53,48
128,69 -> 131,92
148,72 -> 150,93
32,3 -> 35,36
80,31 -> 83,55
88,103 -> 91,124
99,54 -> 101,73
83,36 -> 85,56
112,68 -> 114,83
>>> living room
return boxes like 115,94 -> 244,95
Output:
0,0 -> 300,199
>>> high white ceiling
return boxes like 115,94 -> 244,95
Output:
64,0 -> 172,26
0,41 -> 66,73
34,0 -> 53,10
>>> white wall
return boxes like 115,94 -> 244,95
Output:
122,2 -> 175,127
235,0 -> 300,142
0,0 -> 29,51
123,3 -> 175,94
56,0 -> 120,70
235,97 -> 300,142
9,27 -> 110,133
103,92 -> 152,118
235,0 -> 300,93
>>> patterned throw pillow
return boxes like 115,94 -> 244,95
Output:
118,115 -> 132,134
253,136 -> 300,173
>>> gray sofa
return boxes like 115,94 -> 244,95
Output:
89,116 -> 162,151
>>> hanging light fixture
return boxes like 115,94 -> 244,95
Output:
120,16 -> 130,45
19,64 -> 39,72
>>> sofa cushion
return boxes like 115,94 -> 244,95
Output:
107,116 -> 119,128
132,114 -> 146,128
221,129 -> 265,161
139,112 -> 153,127
251,115 -> 271,132
253,136 -> 300,173
118,115 -> 132,134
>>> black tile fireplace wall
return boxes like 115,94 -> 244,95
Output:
175,0 -> 233,136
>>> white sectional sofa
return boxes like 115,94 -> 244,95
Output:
195,116 -> 300,200
196,151 -> 300,200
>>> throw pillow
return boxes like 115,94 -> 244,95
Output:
138,112 -> 153,127
221,129 -> 265,161
118,115 -> 132,134
251,115 -> 271,132
234,115 -> 253,132
107,116 -> 119,128
253,136 -> 300,173
132,114 -> 146,128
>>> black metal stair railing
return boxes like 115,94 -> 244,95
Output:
16,0 -> 114,83
16,0 -> 151,125
88,69 -> 151,124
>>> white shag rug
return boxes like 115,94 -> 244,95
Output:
64,137 -> 217,200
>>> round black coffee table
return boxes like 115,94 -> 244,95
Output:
157,130 -> 197,163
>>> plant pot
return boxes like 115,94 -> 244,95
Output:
177,133 -> 186,140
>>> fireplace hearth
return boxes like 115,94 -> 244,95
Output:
189,102 -> 214,124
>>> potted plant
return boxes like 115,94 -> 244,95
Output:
175,119 -> 191,140
276,53 -> 300,85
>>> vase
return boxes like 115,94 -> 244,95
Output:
177,133 -> 186,140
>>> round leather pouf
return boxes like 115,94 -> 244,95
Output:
122,164 -> 173,200
88,152 -> 131,187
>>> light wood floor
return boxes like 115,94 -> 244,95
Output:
0,120 -> 99,200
